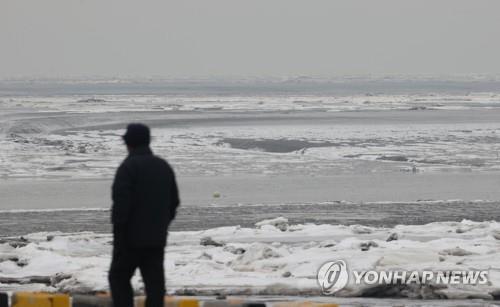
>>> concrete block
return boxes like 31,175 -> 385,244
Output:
135,296 -> 199,307
12,292 -> 70,307
201,300 -> 247,307
271,302 -> 339,307
72,295 -> 112,307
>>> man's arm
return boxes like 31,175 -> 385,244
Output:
111,161 -> 134,225
169,168 -> 180,221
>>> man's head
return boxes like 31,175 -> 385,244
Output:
122,123 -> 150,149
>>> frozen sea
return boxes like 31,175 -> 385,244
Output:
1,78 -> 500,305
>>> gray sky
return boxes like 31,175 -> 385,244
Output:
1,0 -> 499,79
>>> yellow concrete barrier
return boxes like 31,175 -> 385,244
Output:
201,300 -> 242,307
165,296 -> 199,307
72,294 -> 112,307
241,303 -> 266,307
201,300 -> 263,307
12,292 -> 70,307
271,302 -> 339,307
135,296 -> 199,307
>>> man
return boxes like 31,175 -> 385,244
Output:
109,123 -> 180,307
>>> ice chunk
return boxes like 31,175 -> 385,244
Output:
255,217 -> 289,232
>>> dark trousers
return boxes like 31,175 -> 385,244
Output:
109,246 -> 165,307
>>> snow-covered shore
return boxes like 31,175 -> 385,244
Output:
1,218 -> 500,300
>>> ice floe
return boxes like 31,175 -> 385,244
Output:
1,219 -> 500,299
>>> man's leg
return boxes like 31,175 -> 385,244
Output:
109,248 -> 138,307
138,248 -> 166,307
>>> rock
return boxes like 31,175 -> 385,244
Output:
16,258 -> 28,267
200,236 -> 225,247
282,271 -> 292,278
376,155 -> 409,162
223,245 -> 246,255
386,233 -> 399,242
5,256 -> 18,262
360,241 -> 379,251
319,240 -> 337,248
439,247 -> 474,256
354,283 -> 447,299
0,275 -> 51,285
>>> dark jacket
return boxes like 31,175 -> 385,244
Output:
111,146 -> 179,248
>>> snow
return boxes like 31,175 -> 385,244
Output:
1,219 -> 500,299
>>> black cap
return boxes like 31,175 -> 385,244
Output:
122,123 -> 150,147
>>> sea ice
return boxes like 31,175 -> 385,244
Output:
0,219 -> 499,299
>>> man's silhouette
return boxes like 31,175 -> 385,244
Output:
109,123 -> 179,307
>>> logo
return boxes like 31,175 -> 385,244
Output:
316,259 -> 488,295
317,260 -> 349,295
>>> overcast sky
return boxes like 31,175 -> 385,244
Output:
1,0 -> 499,79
